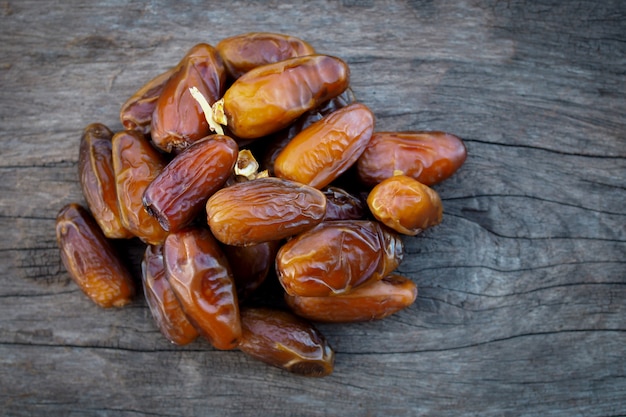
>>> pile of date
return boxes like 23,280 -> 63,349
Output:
56,33 -> 466,377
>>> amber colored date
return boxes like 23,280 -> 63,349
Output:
274,102 -> 374,189
218,54 -> 350,139
322,186 -> 366,221
141,244 -> 199,345
367,174 -> 443,236
357,131 -> 467,187
151,43 -> 227,153
239,307 -> 335,377
206,177 -> 326,246
111,130 -> 168,245
56,203 -> 135,308
285,274 -> 417,323
143,135 -> 238,232
163,227 -> 241,350
216,32 -> 315,79
119,67 -> 176,134
276,220 -> 403,297
222,240 -> 280,300
78,123 -> 132,239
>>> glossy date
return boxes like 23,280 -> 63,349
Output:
239,307 -> 334,377
55,203 -> 135,308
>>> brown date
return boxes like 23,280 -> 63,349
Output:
119,67 -> 177,134
111,130 -> 168,245
276,220 -> 403,297
367,174 -> 443,236
322,186 -> 366,221
239,307 -> 334,377
141,244 -> 199,345
216,32 -> 315,79
151,43 -> 227,153
285,274 -> 417,323
274,102 -> 374,189
206,177 -> 326,246
216,54 -> 350,139
78,123 -> 132,239
357,131 -> 467,187
222,240 -> 280,300
164,227 -> 241,350
55,203 -> 135,308
143,135 -> 238,232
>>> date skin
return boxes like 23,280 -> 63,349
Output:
285,274 -> 417,323
220,54 -> 350,139
239,307 -> 335,377
78,123 -> 132,239
141,244 -> 199,345
274,102 -> 374,189
151,43 -> 227,153
206,177 -> 326,246
357,131 -> 467,187
276,220 -> 403,297
164,228 -> 241,350
143,135 -> 238,232
222,240 -> 280,300
120,67 -> 177,134
111,130 -> 168,245
367,174 -> 443,236
322,186 -> 366,221
55,203 -> 135,308
217,32 -> 315,79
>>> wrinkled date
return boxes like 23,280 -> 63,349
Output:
357,131 -> 467,187
367,174 -> 443,236
143,135 -> 238,232
78,123 -> 132,239
217,32 -> 315,79
274,102 -> 375,189
141,244 -> 199,345
216,54 -> 350,139
164,227 -> 241,350
285,274 -> 418,323
276,220 -> 404,297
112,130 -> 168,245
58,32 -> 469,377
239,307 -> 335,377
56,203 -> 135,308
151,43 -> 227,153
206,177 -> 327,246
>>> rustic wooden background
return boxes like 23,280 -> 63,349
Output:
1,0 -> 624,416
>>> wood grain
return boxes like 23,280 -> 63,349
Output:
1,0 -> 624,416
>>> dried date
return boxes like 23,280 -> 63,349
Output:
55,203 -> 135,308
239,307 -> 334,377
206,177 -> 326,246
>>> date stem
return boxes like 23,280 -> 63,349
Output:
189,87 -> 224,135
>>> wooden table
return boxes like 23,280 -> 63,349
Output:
2,1 -> 624,415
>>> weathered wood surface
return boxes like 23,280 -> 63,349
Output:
1,0 -> 625,416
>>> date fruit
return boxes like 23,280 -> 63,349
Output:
164,227 -> 241,350
206,177 -> 326,246
214,54 -> 350,139
239,307 -> 334,377
276,220 -> 403,297
274,102 -> 374,189
222,241 -> 280,300
357,131 -> 467,187
322,186 -> 366,221
78,123 -> 132,239
141,244 -> 199,345
285,274 -> 417,323
143,135 -> 238,232
367,174 -> 443,236
56,203 -> 135,308
112,130 -> 168,245
217,32 -> 315,79
151,43 -> 227,153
